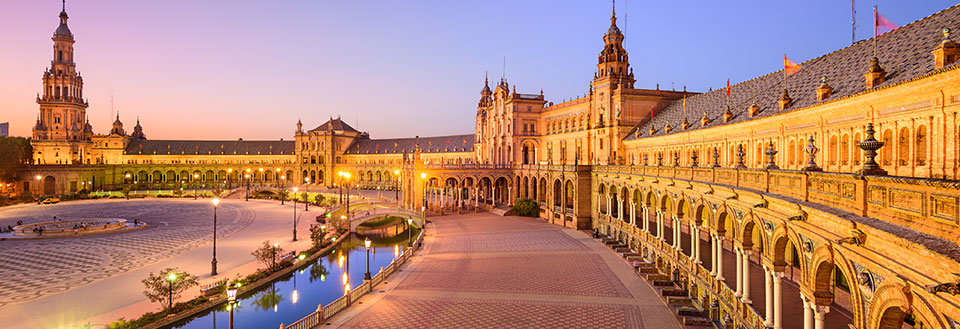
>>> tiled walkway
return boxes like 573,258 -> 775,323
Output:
327,212 -> 683,329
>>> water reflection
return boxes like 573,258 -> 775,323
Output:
163,226 -> 419,329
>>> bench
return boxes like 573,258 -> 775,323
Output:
199,279 -> 227,297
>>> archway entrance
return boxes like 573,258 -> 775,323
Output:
43,176 -> 56,195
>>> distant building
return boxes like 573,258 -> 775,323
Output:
0,122 -> 8,137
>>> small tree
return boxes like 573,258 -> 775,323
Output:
121,186 -> 131,200
173,188 -> 184,197
313,193 -> 325,205
212,186 -> 224,197
512,198 -> 540,217
142,268 -> 198,311
278,189 -> 289,202
300,192 -> 308,203
309,224 -> 327,247
251,241 -> 285,272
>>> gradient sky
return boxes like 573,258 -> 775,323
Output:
1,0 -> 956,140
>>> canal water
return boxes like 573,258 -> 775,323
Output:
164,227 -> 418,329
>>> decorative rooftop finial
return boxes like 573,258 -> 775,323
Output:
945,28 -> 952,41
62,0 -> 66,11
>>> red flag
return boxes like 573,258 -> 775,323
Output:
875,7 -> 898,37
725,79 -> 730,97
784,55 -> 801,76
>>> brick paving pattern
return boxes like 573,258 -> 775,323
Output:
0,200 -> 254,307
339,295 -> 644,329
397,253 -> 632,297
430,230 -> 588,254
334,213 -> 681,329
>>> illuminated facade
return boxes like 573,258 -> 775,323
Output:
13,3 -> 960,329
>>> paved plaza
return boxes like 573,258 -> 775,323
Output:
0,198 -> 322,329
328,212 -> 683,329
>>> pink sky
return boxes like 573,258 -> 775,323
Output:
2,0 -> 954,140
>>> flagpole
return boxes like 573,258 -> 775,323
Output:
874,5 -> 878,58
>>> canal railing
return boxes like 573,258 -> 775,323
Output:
281,228 -> 426,329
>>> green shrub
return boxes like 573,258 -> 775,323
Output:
512,199 -> 540,217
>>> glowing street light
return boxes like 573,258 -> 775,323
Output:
364,238 -> 372,280
211,197 -> 220,276
166,273 -> 178,311
226,283 -> 238,329
193,173 -> 200,199
394,169 -> 401,206
407,217 -> 414,247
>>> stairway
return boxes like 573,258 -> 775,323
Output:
593,233 -> 717,328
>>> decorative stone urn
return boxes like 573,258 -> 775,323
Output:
856,123 -> 887,176
765,141 -> 779,169
691,150 -> 699,167
802,135 -> 822,172
712,147 -> 720,168
735,144 -> 746,168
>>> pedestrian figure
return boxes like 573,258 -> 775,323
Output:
73,224 -> 79,234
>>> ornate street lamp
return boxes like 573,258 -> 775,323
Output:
211,198 -> 220,276
292,187 -> 298,241
193,173 -> 200,199
244,172 -> 250,201
407,217 -> 414,247
364,238 -> 372,280
394,169 -> 401,207
166,273 -> 177,311
226,283 -> 238,329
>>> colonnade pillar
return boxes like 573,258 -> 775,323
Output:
642,206 -> 649,232
617,195 -> 623,221
710,233 -> 717,276
773,271 -> 784,329
716,236 -> 725,281
763,265 -> 774,327
629,202 -> 636,225
735,246 -> 743,298
741,249 -> 752,304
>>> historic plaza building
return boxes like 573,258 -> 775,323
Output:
11,3 -> 960,329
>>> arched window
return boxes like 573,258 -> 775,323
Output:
915,126 -> 927,166
898,127 -> 910,166
788,139 -> 797,165
882,129 -> 893,166
841,134 -> 850,166
829,135 -> 838,165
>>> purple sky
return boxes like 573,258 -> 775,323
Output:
1,0 -> 955,140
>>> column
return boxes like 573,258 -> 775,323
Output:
813,306 -> 829,329
629,202 -> 636,226
689,222 -> 697,258
606,196 -> 612,217
773,272 -> 784,329
801,295 -> 813,329
474,188 -> 479,211
710,234 -> 717,276
492,185 -> 497,206
764,265 -> 774,327
674,217 -> 682,250
733,246 -> 743,298
617,196 -> 623,221
742,249 -> 752,304
693,226 -> 701,263
642,206 -> 649,232
657,210 -> 665,241
716,236 -> 725,281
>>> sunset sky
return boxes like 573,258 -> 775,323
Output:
1,0 -> 955,140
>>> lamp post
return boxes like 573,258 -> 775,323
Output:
394,169 -> 401,207
35,175 -> 41,203
226,283 -> 238,329
211,198 -> 220,276
227,168 -> 233,189
244,172 -> 250,201
124,173 -> 131,200
193,173 -> 199,199
407,217 -> 414,247
292,187 -> 298,241
364,238 -> 372,280
272,243 -> 279,272
167,273 -> 177,311
420,173 -> 427,214
258,168 -> 264,188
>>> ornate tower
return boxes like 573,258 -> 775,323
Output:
32,2 -> 93,164
590,2 -> 634,165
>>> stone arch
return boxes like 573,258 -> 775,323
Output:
675,197 -> 690,220
740,215 -> 762,249
693,202 -> 711,226
867,283 -> 910,329
659,193 -> 673,213
715,210 -> 731,235
644,190 -> 657,207
809,245 -> 836,299
770,225 -> 805,275
43,176 -> 56,195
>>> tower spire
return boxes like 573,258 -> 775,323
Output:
612,0 -> 616,25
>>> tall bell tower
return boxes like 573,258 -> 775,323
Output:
32,1 -> 93,164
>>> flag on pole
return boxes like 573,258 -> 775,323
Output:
725,79 -> 731,98
784,55 -> 802,76
875,7 -> 898,37
682,96 -> 686,113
